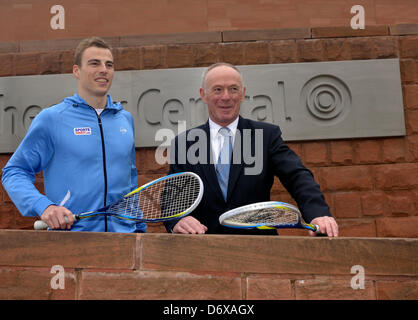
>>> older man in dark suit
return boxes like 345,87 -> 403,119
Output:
164,62 -> 338,236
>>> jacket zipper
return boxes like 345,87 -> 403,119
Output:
95,111 -> 108,232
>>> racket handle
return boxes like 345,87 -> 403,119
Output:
33,216 -> 72,230
34,220 -> 49,230
313,224 -> 328,236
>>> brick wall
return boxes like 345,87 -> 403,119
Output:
0,230 -> 416,300
0,24 -> 417,237
1,0 -> 418,42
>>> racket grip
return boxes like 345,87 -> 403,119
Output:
33,216 -> 72,230
313,224 -> 328,236
34,220 -> 49,230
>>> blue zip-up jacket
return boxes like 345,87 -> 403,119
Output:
1,93 -> 146,233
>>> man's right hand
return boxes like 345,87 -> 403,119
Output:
40,205 -> 74,230
172,216 -> 208,234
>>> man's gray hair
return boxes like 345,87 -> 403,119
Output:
201,62 -> 244,91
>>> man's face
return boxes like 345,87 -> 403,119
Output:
200,65 -> 246,127
73,46 -> 114,98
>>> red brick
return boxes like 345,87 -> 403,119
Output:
0,42 -> 18,54
191,43 -> 218,67
223,28 -> 310,42
377,280 -> 418,300
373,36 -> 398,59
400,59 -> 417,84
413,189 -> 418,214
406,110 -> 418,134
0,205 -> 15,229
303,142 -> 328,166
113,47 -> 141,71
312,25 -> 388,38
136,147 -> 168,175
406,135 -> 418,160
140,234 -> 418,276
296,39 -> 325,62
166,44 -> 194,68
330,140 -> 354,165
390,24 -> 418,36
295,277 -> 376,300
244,41 -> 270,65
142,45 -> 166,70
334,192 -> 361,219
145,222 -> 167,233
14,213 -> 37,230
354,140 -> 382,164
386,191 -> 415,216
275,228 -> 308,237
246,275 -> 292,300
219,43 -> 245,65
0,230 -> 137,269
60,49 -> 75,74
79,270 -> 242,300
361,192 -> 388,216
119,32 -> 221,47
347,38 -> 377,60
14,52 -> 41,75
270,40 -> 298,63
376,216 -> 418,238
338,219 -> 377,237
399,36 -> 418,59
320,166 -> 373,192
39,52 -> 61,75
381,138 -> 408,163
404,84 -> 418,109
0,53 -> 14,76
374,163 -> 418,190
322,38 -> 351,61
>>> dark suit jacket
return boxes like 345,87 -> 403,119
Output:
164,116 -> 331,235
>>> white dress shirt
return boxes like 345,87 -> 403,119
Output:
209,117 -> 239,164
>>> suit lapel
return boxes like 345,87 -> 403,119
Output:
198,121 -> 225,201
227,116 -> 245,201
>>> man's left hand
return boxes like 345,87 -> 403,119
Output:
309,216 -> 339,237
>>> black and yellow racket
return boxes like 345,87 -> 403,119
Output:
34,172 -> 204,230
219,201 -> 320,232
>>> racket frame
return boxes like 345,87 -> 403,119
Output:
219,201 -> 318,232
34,172 -> 203,230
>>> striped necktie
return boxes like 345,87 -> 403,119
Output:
216,127 -> 232,200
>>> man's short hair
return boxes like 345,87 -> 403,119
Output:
201,62 -> 243,90
74,37 -> 112,66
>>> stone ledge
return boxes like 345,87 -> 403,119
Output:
0,230 -> 416,300
1,230 -> 416,276
0,24 -> 417,54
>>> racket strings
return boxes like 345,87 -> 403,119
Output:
226,207 -> 299,226
107,175 -> 201,220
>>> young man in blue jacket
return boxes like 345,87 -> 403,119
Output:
1,37 -> 145,233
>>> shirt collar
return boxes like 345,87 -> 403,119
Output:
209,117 -> 239,137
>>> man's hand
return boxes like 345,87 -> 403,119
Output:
172,216 -> 208,234
309,216 -> 339,237
40,205 -> 74,230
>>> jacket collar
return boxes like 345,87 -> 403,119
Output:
65,94 -> 122,112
